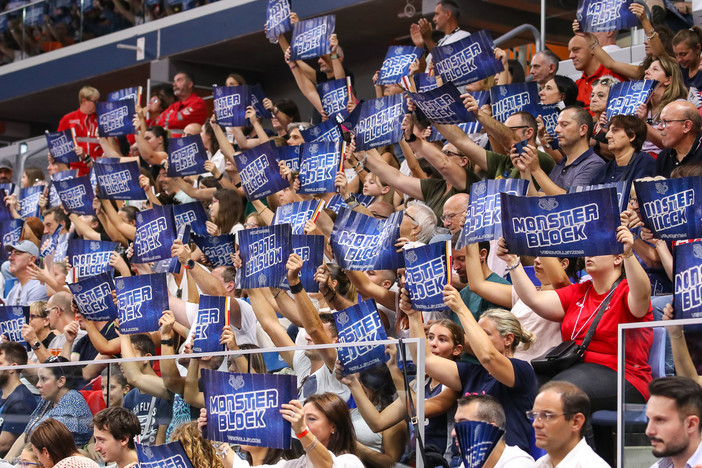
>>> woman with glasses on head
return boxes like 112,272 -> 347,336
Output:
29,419 -> 98,468
637,56 -> 690,155
589,77 -> 617,159
5,357 -> 93,462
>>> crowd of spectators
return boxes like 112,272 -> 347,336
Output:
3,0 -> 702,467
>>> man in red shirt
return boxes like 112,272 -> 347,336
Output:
155,71 -> 207,136
57,86 -> 102,175
569,34 -> 626,113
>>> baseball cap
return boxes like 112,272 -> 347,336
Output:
5,240 -> 39,258
0,159 -> 11,170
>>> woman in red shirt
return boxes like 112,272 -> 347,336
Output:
495,221 -> 653,411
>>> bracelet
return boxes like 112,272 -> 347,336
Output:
211,441 -> 230,459
216,173 -> 224,181
325,290 -> 338,303
505,258 -> 521,271
303,436 -> 318,452
290,281 -> 304,294
273,290 -> 282,299
344,195 -> 357,204
670,331 -> 684,339
647,30 -> 658,40
330,53 -> 339,60
160,338 -> 174,347
623,250 -> 634,258
296,427 -> 310,439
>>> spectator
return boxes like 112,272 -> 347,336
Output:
672,26 -> 702,90
93,407 -> 140,468
4,241 -> 48,306
538,75 -> 579,107
155,71 -> 207,136
29,418 -> 99,468
0,341 -> 37,457
530,381 -> 609,467
413,0 -> 470,72
530,50 -> 560,87
646,376 -> 702,467
56,86 -> 101,174
655,100 -> 702,177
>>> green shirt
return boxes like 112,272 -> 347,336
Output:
420,165 -> 482,219
486,149 -> 556,181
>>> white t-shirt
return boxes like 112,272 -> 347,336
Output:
184,298 -> 258,346
534,438 -> 610,468
292,329 -> 351,403
511,289 -> 562,363
425,29 -> 472,73
495,444 -> 536,468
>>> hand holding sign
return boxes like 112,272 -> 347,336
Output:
286,253 -> 304,282
495,237 -> 520,268
280,400 -> 306,434
616,224 -> 635,255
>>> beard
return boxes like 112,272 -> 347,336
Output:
651,437 -> 689,458
0,372 -> 9,388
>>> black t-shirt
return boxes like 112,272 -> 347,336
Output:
656,133 -> 702,177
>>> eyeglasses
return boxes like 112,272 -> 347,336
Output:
14,460 -> 41,467
405,212 -> 418,224
28,314 -> 45,320
525,410 -> 572,422
442,150 -> 463,158
440,212 -> 464,222
507,125 -> 529,130
658,119 -> 689,128
46,306 -> 60,315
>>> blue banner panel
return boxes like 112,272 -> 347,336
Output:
377,46 -> 423,85
136,441 -> 194,468
300,119 -> 343,144
234,141 -> 290,201
334,299 -> 389,374
408,81 -> 475,125
605,80 -> 657,123
107,86 -> 142,107
674,241 -> 702,319
115,273 -> 168,334
330,208 -> 404,270
459,179 -> 529,247
213,85 -> 250,127
432,31 -> 504,86
0,306 -> 28,346
342,94 -> 407,151
569,181 -> 628,212
46,129 -> 79,164
192,233 -> 236,267
635,177 -> 702,240
203,369 -> 296,448
19,186 -> 43,219
96,99 -> 135,137
277,145 -> 301,172
298,141 -> 343,195
168,134 -> 208,177
94,160 -> 146,200
490,82 -> 540,123
577,0 -> 639,32
273,200 -> 325,235
238,224 -> 292,289
67,239 -> 117,280
500,188 -> 622,257
0,219 -> 22,262
56,176 -> 95,215
173,202 -> 209,236
289,15 -> 335,60
317,77 -> 351,118
133,205 -> 176,263
69,272 -> 118,322
192,295 -> 228,353
265,0 -> 291,42
404,242 -> 452,312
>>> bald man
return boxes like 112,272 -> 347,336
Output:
442,193 -> 469,235
656,100 -> 702,177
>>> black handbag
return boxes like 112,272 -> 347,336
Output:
531,279 -> 621,377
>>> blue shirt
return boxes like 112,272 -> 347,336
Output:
0,384 -> 37,435
548,148 -> 605,191
25,389 -> 93,447
589,151 -> 657,198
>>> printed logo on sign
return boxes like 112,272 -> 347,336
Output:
73,251 -> 111,277
210,388 -> 280,431
300,152 -> 336,185
338,313 -> 384,361
142,447 -> 154,459
415,93 -> 460,120
193,308 -> 220,340
694,244 -> 702,259
586,0 -> 623,26
512,203 -> 600,248
135,217 -> 167,255
49,134 -> 74,157
140,455 -> 189,468
59,184 -> 86,210
239,154 -> 271,196
118,286 -> 152,322
356,102 -> 404,144
493,92 -> 531,122
75,282 -> 112,315
321,86 -> 347,114
656,182 -> 669,194
229,375 -> 245,390
435,42 -> 483,82
267,0 -> 288,28
99,106 -> 129,133
98,170 -> 132,195
407,257 -> 446,301
538,198 -> 559,211
172,143 -> 200,172
296,22 -> 328,56
338,311 -> 349,325
381,54 -> 418,79
214,93 -> 241,119
246,233 -> 283,276
406,251 -> 418,264
643,189 -> 694,233
175,210 -> 197,227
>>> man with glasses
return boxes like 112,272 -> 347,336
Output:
3,241 -> 47,307
435,108 -> 556,184
530,381 -> 609,467
656,101 -> 702,177
57,85 -> 102,174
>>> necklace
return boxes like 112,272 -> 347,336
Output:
570,284 -> 615,340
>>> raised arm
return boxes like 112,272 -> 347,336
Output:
402,289 -> 462,391
444,285 -> 517,387
495,238 -> 566,321
464,243 -> 513,308
363,149 -> 424,201
158,310 -> 185,396
618,219 -> 651,318
119,333 -> 171,401
171,240 -> 228,296
287,254 -> 337,371
247,288 -> 296,366
101,199 -> 136,240
435,123 -> 489,171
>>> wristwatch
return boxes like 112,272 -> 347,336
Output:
184,259 -> 195,270
32,341 -> 41,350
404,133 -> 417,142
